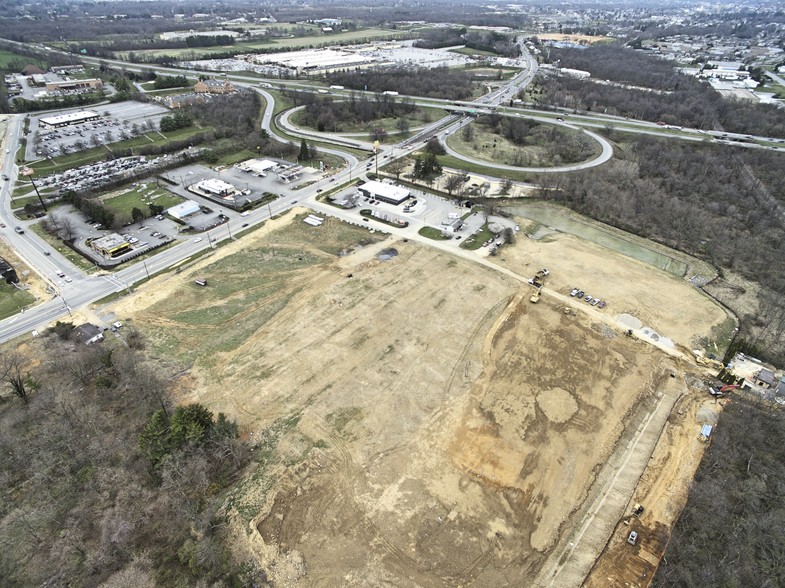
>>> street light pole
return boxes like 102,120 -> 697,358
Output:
143,260 -> 150,280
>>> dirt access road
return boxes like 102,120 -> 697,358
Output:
112,210 -> 726,587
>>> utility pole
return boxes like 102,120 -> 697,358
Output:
143,260 -> 150,280
20,169 -> 48,212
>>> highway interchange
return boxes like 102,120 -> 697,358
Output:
0,41 -> 781,344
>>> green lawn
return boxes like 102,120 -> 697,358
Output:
0,283 -> 36,320
460,223 -> 494,250
0,50 -> 47,71
418,226 -> 451,240
103,185 -> 183,223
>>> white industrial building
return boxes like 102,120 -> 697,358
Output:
249,48 -> 378,73
357,180 -> 410,205
167,199 -> 201,220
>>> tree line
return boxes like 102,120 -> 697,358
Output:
326,65 -> 476,101
652,397 -> 785,587
534,44 -> 785,138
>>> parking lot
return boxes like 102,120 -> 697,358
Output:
27,101 -> 169,160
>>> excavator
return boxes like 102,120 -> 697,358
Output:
709,384 -> 740,397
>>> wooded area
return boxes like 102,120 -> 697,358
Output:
652,398 -> 785,587
326,66 -> 476,100
472,113 -> 596,164
297,93 -> 417,131
534,44 -> 785,138
0,331 -> 254,586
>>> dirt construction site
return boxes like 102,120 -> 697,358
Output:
111,209 -> 729,587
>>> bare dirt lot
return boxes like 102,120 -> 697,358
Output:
111,211 -> 727,586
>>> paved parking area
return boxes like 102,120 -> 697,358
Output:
27,100 -> 169,160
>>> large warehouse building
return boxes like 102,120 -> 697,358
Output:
358,180 -> 410,205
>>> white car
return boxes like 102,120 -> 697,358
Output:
64,276 -> 72,283
193,237 -> 202,243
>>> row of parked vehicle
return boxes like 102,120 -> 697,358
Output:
570,288 -> 607,309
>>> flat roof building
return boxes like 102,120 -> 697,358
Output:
238,159 -> 277,176
197,178 -> 236,196
358,180 -> 410,205
90,233 -> 132,258
167,199 -> 201,220
277,165 -> 303,183
40,110 -> 100,128
45,78 -> 103,92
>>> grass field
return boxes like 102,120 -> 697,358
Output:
418,226 -> 451,240
0,50 -> 46,71
103,185 -> 183,223
0,283 -> 36,319
138,215 -> 385,362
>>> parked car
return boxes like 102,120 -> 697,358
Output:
584,294 -> 592,302
591,297 -> 600,306
570,288 -> 579,297
598,301 -> 607,309
627,531 -> 638,546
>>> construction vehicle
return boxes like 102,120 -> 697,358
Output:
530,287 -> 541,304
529,268 -> 550,288
709,384 -> 740,397
693,350 -> 724,370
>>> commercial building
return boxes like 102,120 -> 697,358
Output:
167,199 -> 202,220
357,180 -> 410,205
39,110 -> 100,128
277,165 -> 303,183
193,78 -> 235,94
237,159 -> 277,176
249,48 -> 378,74
45,78 -> 103,92
90,233 -> 132,258
196,178 -> 236,197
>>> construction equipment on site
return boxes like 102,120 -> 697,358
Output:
693,350 -> 724,370
632,504 -> 644,517
530,287 -> 541,304
709,384 -> 740,396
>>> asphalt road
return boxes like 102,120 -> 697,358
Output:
0,41 -> 780,343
